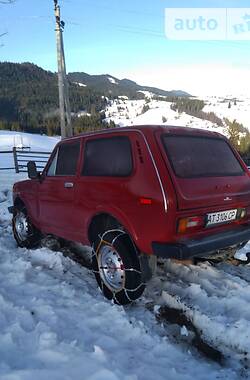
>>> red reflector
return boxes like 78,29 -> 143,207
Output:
139,198 -> 152,205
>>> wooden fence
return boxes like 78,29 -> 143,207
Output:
0,148 -> 51,173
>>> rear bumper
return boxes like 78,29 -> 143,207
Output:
152,225 -> 250,259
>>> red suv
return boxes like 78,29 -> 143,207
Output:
10,126 -> 250,304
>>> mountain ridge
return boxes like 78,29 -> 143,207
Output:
0,61 -> 191,134
68,71 -> 191,98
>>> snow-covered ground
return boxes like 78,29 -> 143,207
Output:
1,133 -> 250,379
104,95 -> 250,136
0,131 -> 59,151
108,77 -> 118,85
104,99 -> 227,136
0,131 -> 59,172
203,96 -> 250,131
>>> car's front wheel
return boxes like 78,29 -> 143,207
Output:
13,205 -> 41,248
92,230 -> 145,305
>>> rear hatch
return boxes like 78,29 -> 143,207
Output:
160,132 -> 250,211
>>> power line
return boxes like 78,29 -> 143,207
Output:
61,0 -> 158,17
1,3 -> 249,51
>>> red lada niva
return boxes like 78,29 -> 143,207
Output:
11,126 -> 250,304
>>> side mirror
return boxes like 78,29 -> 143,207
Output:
27,161 -> 39,180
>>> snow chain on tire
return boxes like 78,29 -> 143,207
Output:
92,229 -> 146,305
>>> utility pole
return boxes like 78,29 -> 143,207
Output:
54,0 -> 72,139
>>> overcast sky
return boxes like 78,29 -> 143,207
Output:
1,0 -> 250,96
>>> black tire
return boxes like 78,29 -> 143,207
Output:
12,205 -> 41,248
92,230 -> 145,305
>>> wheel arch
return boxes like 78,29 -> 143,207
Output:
88,212 -> 125,245
88,208 -> 150,254
14,196 -> 26,210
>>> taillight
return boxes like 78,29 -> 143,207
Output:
177,216 -> 204,234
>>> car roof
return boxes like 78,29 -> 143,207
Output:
62,125 -> 224,143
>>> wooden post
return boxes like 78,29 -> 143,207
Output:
54,0 -> 72,139
13,147 -> 19,173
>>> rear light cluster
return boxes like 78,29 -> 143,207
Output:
177,216 -> 204,234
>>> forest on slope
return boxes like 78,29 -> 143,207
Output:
0,62 -> 190,135
0,62 -> 111,135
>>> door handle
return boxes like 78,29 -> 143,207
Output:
64,182 -> 74,189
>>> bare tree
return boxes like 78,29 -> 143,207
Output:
0,0 -> 14,46
0,31 -> 7,46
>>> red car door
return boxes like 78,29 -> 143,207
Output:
38,139 -> 81,241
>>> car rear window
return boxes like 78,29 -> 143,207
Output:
162,135 -> 244,178
82,136 -> 132,177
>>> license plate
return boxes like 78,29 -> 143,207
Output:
206,209 -> 237,227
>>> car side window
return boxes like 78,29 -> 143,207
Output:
47,141 -> 80,177
82,136 -> 133,177
47,149 -> 58,176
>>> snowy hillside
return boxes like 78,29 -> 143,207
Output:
1,133 -> 250,378
104,99 -> 227,136
203,96 -> 250,131
104,95 -> 250,137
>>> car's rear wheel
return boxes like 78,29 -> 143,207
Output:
92,230 -> 145,305
13,205 -> 41,248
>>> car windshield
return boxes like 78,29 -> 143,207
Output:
162,134 -> 244,178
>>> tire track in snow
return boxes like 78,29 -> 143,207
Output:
4,221 -> 247,373
216,262 -> 250,286
150,260 -> 250,370
0,229 -> 235,380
